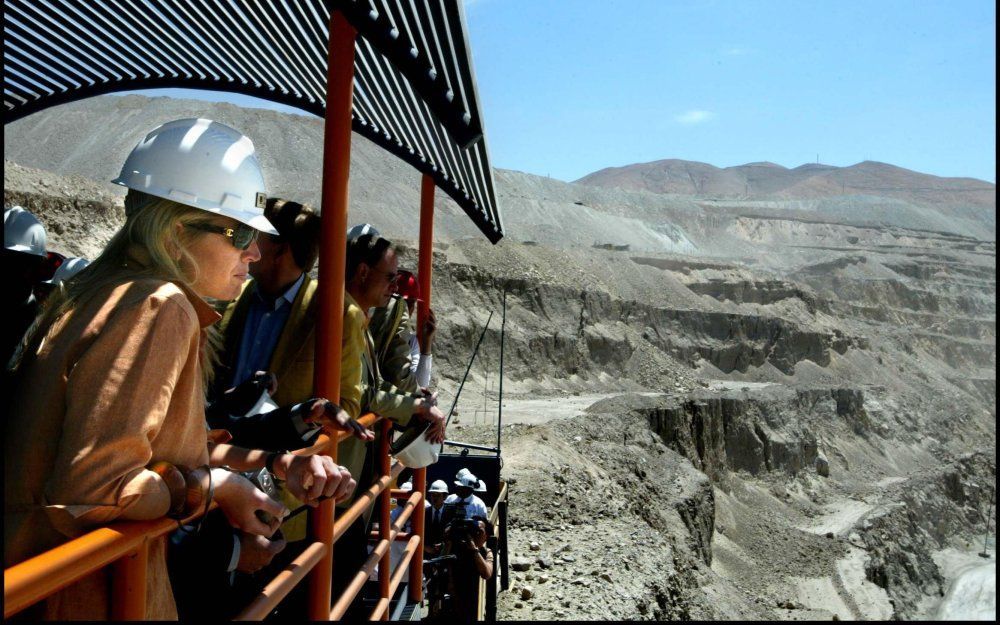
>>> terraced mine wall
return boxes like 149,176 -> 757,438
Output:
430,259 -> 863,386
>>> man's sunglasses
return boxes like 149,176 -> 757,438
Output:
187,222 -> 259,250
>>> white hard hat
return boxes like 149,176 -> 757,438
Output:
456,468 -> 472,480
391,422 -> 440,469
398,481 -> 413,492
4,206 -> 47,257
112,118 -> 277,234
475,479 -> 487,493
428,480 -> 449,493
44,257 -> 90,285
455,472 -> 478,488
347,223 -> 380,242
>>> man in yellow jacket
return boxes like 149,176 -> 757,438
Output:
334,232 -> 446,613
219,210 -> 445,608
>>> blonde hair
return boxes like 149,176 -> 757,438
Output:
13,191 -> 223,385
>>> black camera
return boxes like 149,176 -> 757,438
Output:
447,517 -> 479,544
441,500 -> 466,526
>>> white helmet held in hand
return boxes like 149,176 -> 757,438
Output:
391,422 -> 440,469
112,118 -> 277,234
4,206 -> 47,257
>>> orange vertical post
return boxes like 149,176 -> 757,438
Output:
377,420 -> 392,619
417,174 -> 435,323
110,544 -> 148,620
308,10 -> 356,620
408,466 -> 427,603
409,173 -> 435,602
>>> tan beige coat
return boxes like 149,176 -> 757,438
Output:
4,273 -> 219,620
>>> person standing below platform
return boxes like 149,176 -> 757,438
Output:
445,470 -> 489,520
424,479 -> 450,556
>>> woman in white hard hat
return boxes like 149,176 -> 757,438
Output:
2,119 -> 348,620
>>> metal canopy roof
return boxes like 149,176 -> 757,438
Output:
3,0 -> 504,243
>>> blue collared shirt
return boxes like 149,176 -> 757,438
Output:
230,274 -> 305,389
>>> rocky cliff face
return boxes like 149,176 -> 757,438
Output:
857,452 -> 996,619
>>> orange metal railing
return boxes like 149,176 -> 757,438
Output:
4,412 -> 427,621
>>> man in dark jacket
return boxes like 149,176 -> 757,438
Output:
424,479 -> 450,556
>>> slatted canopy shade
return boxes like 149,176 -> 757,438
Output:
3,0 -> 504,243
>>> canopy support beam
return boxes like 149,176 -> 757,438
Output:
308,9 -> 356,620
410,173 -> 436,602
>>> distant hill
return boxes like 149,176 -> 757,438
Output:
576,159 -> 995,211
4,94 -> 995,250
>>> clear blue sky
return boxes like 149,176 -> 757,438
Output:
121,0 -> 995,183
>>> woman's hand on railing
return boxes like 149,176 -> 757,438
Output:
212,469 -> 288,537
272,453 -> 357,506
302,399 -> 375,441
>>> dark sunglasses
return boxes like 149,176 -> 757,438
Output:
187,222 -> 258,250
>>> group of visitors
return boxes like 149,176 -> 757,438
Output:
3,206 -> 90,369
387,467 -> 495,621
2,118 -> 452,620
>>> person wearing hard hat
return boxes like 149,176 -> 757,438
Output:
347,222 -> 380,242
3,206 -> 48,368
2,119 -> 351,620
424,479 -> 451,556
444,515 -> 495,621
349,223 -> 437,395
389,480 -> 424,531
369,268 -> 437,393
444,470 -> 489,520
34,256 -> 91,305
46,256 -> 90,286
334,231 -> 448,615
347,223 -> 437,395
